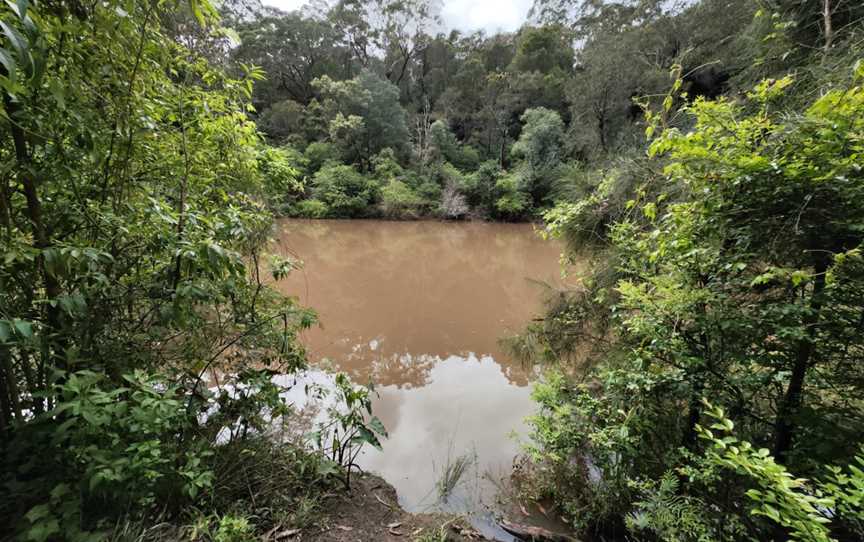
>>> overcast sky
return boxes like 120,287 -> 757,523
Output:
260,0 -> 534,34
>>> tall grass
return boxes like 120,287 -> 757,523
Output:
436,452 -> 475,501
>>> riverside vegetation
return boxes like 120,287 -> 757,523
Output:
1,0 -> 864,541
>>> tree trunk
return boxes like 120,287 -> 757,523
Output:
0,175 -> 10,240
823,0 -> 834,53
0,348 -> 22,423
683,374 -> 705,448
597,114 -> 607,153
772,257 -> 828,462
4,86 -> 65,379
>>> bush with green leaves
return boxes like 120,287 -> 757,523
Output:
312,71 -> 410,168
697,402 -> 864,541
511,107 -> 565,206
380,180 -> 424,218
258,146 -> 306,213
429,120 -> 481,172
303,141 -> 341,174
257,99 -> 306,145
6,371 -> 213,540
626,473 -> 715,542
521,63 -> 864,539
310,164 -> 380,217
372,147 -> 406,181
0,0 -> 329,538
311,374 -> 387,489
493,173 -> 530,220
291,198 -> 330,218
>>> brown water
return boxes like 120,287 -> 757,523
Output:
272,219 -> 569,536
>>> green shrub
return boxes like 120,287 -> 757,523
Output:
6,371 -> 213,540
416,180 -> 442,207
258,99 -> 305,143
303,141 -> 340,174
258,147 -> 306,212
380,180 -> 423,218
451,145 -> 481,172
213,514 -> 254,542
311,164 -> 379,218
372,148 -> 405,180
523,68 -> 864,540
292,199 -> 330,218
493,173 -> 530,220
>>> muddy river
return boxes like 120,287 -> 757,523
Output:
272,219 -> 569,538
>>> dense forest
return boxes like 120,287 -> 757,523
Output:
1,0 -> 863,540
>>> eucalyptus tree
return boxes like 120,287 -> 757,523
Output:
313,70 -> 410,167
329,0 -> 442,97
511,107 -> 565,205
234,11 -> 350,106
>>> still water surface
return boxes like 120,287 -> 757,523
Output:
272,219 -> 568,534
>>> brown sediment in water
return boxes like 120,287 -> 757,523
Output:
271,219 -> 574,388
267,219 -> 581,538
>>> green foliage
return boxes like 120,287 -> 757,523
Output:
512,107 -> 565,168
185,513 -> 255,542
311,164 -> 380,217
522,370 -> 635,533
212,514 -> 254,542
257,99 -> 306,144
381,180 -> 423,218
493,173 -> 530,221
258,146 -> 306,212
292,198 -> 330,218
372,147 -> 406,180
8,370 -> 213,540
699,402 -> 864,541
521,59 -> 864,540
430,119 -> 459,162
234,12 -> 345,107
221,0 -> 863,223
512,25 -> 574,75
303,141 -> 340,174
313,71 -> 410,167
429,120 -> 480,171
626,473 -> 714,542
511,107 -> 565,205
311,374 -> 387,489
0,0 -> 332,538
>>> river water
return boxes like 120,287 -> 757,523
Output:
271,219 -> 568,537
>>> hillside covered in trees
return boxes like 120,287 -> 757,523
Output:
1,0 -> 864,540
226,0 -> 762,221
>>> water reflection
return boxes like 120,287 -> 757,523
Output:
358,354 -> 534,508
269,219 -> 568,535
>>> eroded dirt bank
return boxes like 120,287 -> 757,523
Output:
289,473 -> 488,542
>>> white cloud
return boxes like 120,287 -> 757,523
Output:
261,0 -> 306,12
260,0 -> 532,34
441,0 -> 532,34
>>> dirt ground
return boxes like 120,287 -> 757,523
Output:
273,473 -> 489,542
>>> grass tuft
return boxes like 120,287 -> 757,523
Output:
436,452 -> 474,501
